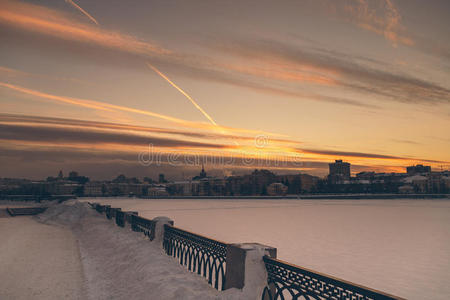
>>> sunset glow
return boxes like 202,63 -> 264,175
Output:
0,0 -> 449,179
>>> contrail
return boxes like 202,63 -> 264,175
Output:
147,63 -> 240,145
65,0 -> 99,25
147,63 -> 218,126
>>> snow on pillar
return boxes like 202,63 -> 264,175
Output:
152,216 -> 174,246
225,243 -> 277,299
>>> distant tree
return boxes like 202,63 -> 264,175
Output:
261,185 -> 267,196
143,177 -> 154,183
68,171 -> 79,179
130,177 -> 141,184
113,174 -> 127,183
67,171 -> 89,184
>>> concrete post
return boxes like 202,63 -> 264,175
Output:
152,216 -> 174,246
224,243 -> 277,299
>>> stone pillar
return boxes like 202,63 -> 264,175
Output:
152,216 -> 174,246
224,243 -> 277,299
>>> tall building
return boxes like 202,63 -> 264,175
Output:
406,164 -> 431,175
199,164 -> 207,178
192,164 -> 208,180
329,160 -> 351,184
158,173 -> 166,183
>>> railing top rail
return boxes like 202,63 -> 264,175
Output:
263,256 -> 405,300
132,214 -> 154,223
165,224 -> 229,247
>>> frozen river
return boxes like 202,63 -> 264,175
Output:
82,197 -> 450,299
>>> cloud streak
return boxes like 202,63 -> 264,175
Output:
0,0 -> 379,108
0,114 -> 300,145
1,0 -> 448,110
324,0 -> 413,47
0,123 -> 233,150
0,116 -> 445,166
298,148 -> 447,164
0,0 -> 169,57
212,38 -> 450,105
0,82 -> 277,136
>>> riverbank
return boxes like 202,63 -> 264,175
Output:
138,193 -> 449,199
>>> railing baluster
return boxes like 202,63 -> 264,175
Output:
163,225 -> 227,290
261,256 -> 404,300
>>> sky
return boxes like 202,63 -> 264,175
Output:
0,0 -> 449,180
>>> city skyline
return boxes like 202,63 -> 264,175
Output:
1,0 -> 449,179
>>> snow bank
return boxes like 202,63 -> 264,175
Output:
34,200 -> 94,227
34,201 -> 254,299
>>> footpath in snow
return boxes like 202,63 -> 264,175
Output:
0,205 -> 85,300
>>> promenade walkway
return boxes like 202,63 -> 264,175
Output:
0,202 -> 242,300
0,215 -> 85,299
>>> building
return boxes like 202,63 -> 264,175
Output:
192,164 -> 208,180
84,182 -> 104,196
299,174 -> 320,193
103,183 -> 146,196
406,164 -> 431,175
356,172 -> 375,180
398,185 -> 414,194
267,182 -> 288,196
167,180 -> 204,196
147,185 -> 168,197
158,174 -> 166,183
329,160 -> 351,184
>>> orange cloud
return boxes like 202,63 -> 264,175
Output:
0,114 -> 300,145
0,82 -> 281,137
341,0 -> 414,46
0,0 -> 170,56
0,66 -> 32,77
297,147 -> 448,165
221,62 -> 337,86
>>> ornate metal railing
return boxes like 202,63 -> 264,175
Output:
163,225 -> 227,290
125,211 -> 138,223
95,203 -> 105,213
105,205 -> 111,218
106,206 -> 119,220
262,256 -> 403,300
115,210 -> 126,227
131,215 -> 155,240
6,207 -> 48,216
111,208 -> 120,220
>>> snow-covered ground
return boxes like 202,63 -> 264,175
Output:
80,197 -> 450,300
0,209 -> 85,299
0,201 -> 253,300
